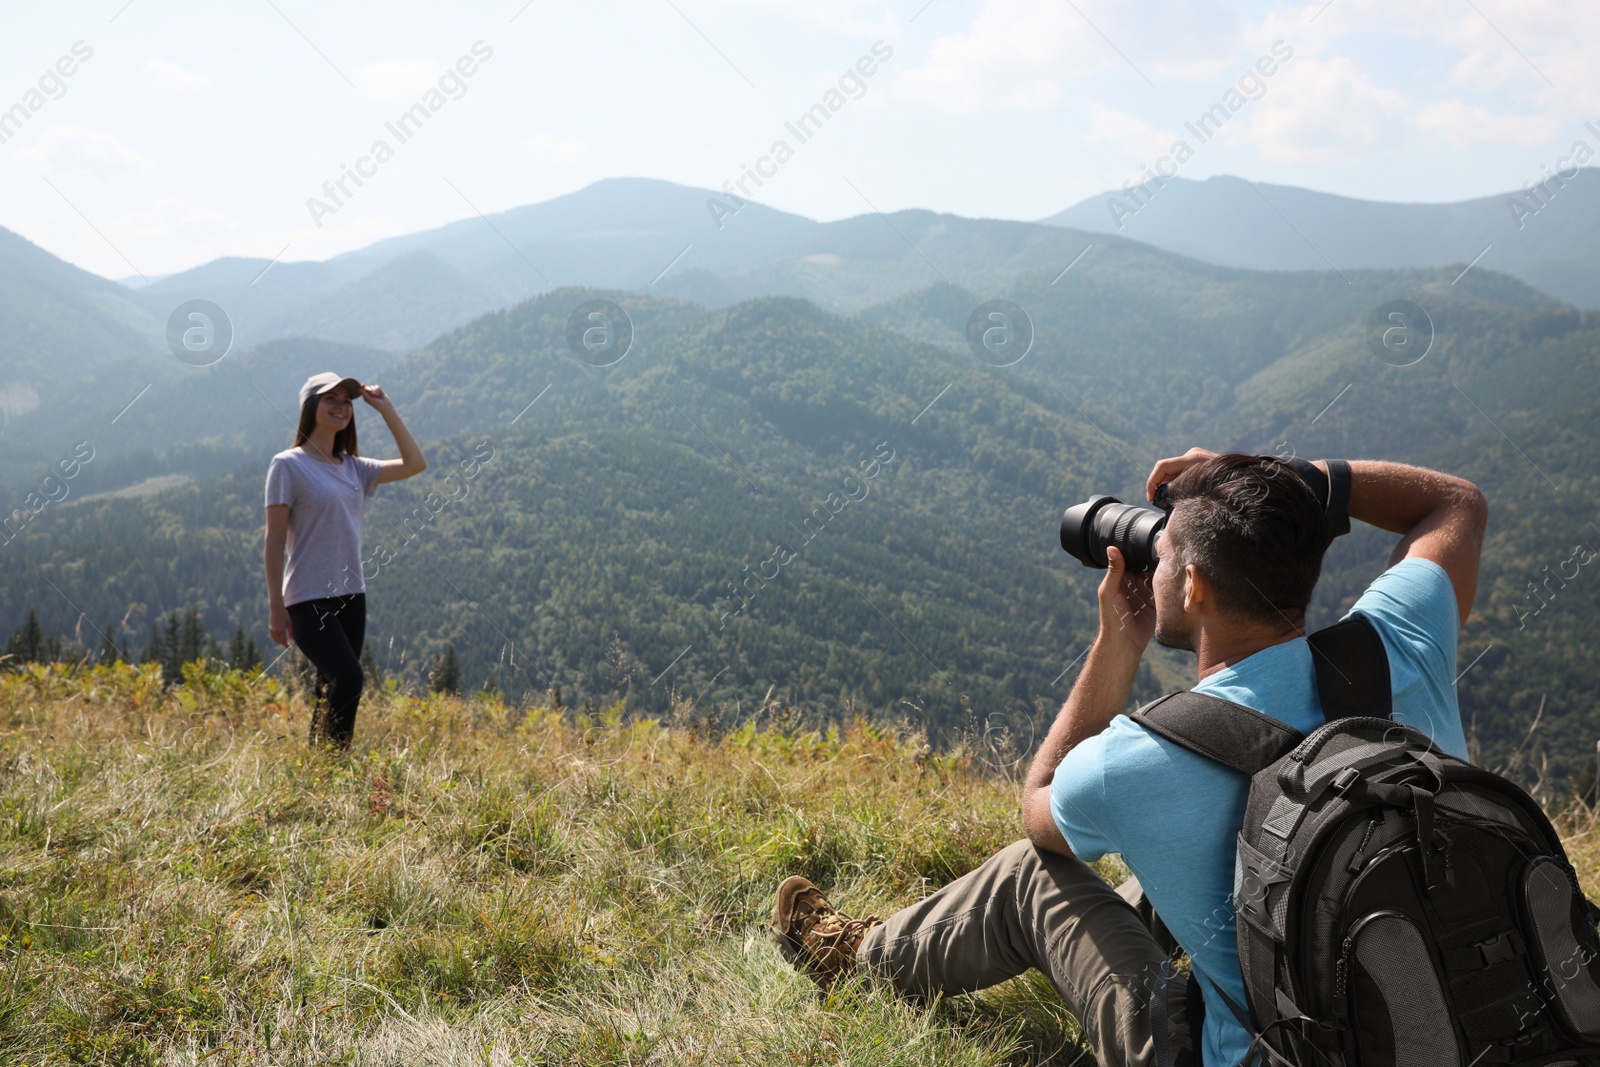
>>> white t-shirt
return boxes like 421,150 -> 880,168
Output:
264,448 -> 383,606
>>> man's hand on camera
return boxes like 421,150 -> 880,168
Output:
1098,546 -> 1155,655
1145,446 -> 1219,502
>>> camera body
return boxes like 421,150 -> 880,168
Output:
1059,484 -> 1171,572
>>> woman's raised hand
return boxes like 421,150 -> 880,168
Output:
361,384 -> 395,412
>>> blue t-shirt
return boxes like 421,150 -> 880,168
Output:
1051,558 -> 1467,1067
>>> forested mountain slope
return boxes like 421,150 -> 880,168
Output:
7,248 -> 1599,782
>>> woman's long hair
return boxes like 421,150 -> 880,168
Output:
293,394 -> 359,459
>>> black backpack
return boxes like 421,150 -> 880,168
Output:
1134,615 -> 1600,1067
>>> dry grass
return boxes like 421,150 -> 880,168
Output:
6,663 -> 1596,1066
0,664 -> 1095,1066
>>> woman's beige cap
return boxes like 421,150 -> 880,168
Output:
299,372 -> 363,408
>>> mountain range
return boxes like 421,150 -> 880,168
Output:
3,173 -> 1599,783
9,170 -> 1600,498
1044,170 -> 1600,310
114,166 -> 1600,354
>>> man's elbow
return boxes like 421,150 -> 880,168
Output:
1450,480 -> 1488,540
1465,481 -> 1488,524
1022,786 -> 1073,857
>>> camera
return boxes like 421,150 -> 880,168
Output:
1059,484 -> 1171,572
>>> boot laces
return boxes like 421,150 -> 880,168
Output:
807,907 -> 880,950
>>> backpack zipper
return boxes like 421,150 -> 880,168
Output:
1346,810 -> 1382,874
1297,833 -> 1411,1022
1335,909 -> 1411,1019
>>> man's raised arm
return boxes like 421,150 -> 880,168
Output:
1338,461 -> 1487,628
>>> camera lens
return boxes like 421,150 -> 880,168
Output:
1059,495 -> 1167,572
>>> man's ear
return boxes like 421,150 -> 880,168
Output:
1182,563 -> 1207,614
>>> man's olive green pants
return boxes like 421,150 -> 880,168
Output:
856,839 -> 1195,1067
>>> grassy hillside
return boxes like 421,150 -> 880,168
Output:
0,663 -> 1098,1065
4,664 -> 1599,1065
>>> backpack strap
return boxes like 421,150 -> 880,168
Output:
1134,692 -> 1305,777
1133,614 -> 1392,776
1306,615 -> 1392,722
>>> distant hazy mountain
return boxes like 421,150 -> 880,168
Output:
1043,171 -> 1600,308
130,178 -> 1131,350
327,175 -> 817,281
0,227 -> 163,403
131,178 -> 822,351
122,172 -> 1600,361
14,169 -> 1600,495
260,252 -> 504,351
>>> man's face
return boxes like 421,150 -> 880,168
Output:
1152,519 -> 1196,652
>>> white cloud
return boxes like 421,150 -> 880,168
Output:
893,0 -> 1248,113
114,197 -> 237,246
526,134 -> 587,159
1082,101 -> 1183,169
357,59 -> 443,99
895,0 -> 1084,113
18,126 -> 145,174
1415,99 -> 1561,148
143,59 -> 210,91
108,198 -> 248,276
1240,55 -> 1408,163
1263,0 -> 1591,109
699,0 -> 894,36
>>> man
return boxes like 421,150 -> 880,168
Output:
772,449 -> 1488,1067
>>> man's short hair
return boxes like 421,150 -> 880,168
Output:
1164,453 -> 1328,624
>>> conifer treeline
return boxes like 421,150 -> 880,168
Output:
7,608 -> 465,703
4,606 -> 261,685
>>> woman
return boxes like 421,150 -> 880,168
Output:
264,372 -> 427,747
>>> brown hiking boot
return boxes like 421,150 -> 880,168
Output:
771,875 -> 882,988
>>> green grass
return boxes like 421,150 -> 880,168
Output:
0,663 -> 1110,1066
7,664 -> 1597,1066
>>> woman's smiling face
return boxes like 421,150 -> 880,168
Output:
315,387 -> 354,432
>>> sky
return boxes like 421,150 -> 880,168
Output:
2,0 -> 1595,280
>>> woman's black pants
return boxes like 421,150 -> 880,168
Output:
286,594 -> 366,748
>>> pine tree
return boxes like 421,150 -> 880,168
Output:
161,611 -> 183,686
431,644 -> 462,695
98,621 -> 121,665
361,643 -> 383,689
9,610 -> 44,665
226,626 -> 261,671
140,621 -> 163,669
179,608 -> 204,664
